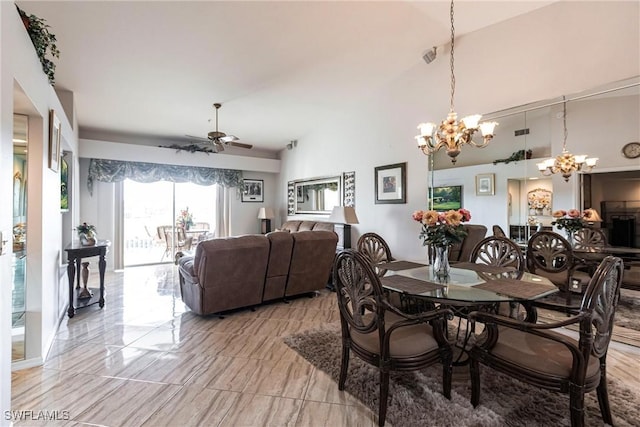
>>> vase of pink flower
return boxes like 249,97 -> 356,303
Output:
412,208 -> 471,278
551,209 -> 586,246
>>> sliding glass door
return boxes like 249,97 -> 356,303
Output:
123,180 -> 217,266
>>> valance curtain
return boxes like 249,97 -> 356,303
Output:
87,159 -> 244,195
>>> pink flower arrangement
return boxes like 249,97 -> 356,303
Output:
552,208 -> 597,233
412,208 -> 471,247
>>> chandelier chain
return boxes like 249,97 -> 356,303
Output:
449,0 -> 456,112
562,95 -> 568,150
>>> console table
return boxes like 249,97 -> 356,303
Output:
64,240 -> 110,318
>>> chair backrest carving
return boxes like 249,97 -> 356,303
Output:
526,231 -> 574,274
579,256 -> 623,359
574,228 -> 607,250
470,236 -> 525,279
356,233 -> 393,277
333,250 -> 384,335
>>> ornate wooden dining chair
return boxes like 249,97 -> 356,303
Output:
470,236 -> 527,319
356,232 -> 394,277
574,227 -> 607,250
470,236 -> 525,278
526,231 -> 591,310
468,256 -> 624,427
333,250 -> 453,427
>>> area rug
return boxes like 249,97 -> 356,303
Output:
539,289 -> 640,332
284,328 -> 639,427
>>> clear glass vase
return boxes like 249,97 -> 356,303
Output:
432,245 -> 451,279
566,231 -> 574,247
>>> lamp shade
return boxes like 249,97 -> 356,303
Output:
257,207 -> 274,219
582,208 -> 602,222
329,206 -> 359,224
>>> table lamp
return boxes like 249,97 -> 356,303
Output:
258,207 -> 275,234
329,206 -> 359,249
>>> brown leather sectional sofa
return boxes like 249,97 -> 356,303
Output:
178,230 -> 338,315
278,220 -> 335,232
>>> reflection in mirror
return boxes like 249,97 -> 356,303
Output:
12,113 -> 28,362
507,178 -> 554,243
295,176 -> 342,215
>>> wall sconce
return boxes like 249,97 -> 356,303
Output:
329,206 -> 359,249
257,207 -> 275,234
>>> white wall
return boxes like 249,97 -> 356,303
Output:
278,1 -> 639,261
1,3 -> 78,422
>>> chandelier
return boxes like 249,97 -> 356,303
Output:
415,0 -> 497,164
536,96 -> 598,182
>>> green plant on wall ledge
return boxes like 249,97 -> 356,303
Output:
15,4 -> 60,85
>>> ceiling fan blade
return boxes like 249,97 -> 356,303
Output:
230,141 -> 253,149
219,134 -> 239,143
185,134 -> 210,142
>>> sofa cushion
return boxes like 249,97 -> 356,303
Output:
264,232 -> 294,301
298,221 -> 317,231
312,222 -> 335,232
285,230 -> 338,297
184,235 -> 270,315
281,221 -> 302,232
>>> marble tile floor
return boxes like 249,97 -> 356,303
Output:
10,264 -> 640,426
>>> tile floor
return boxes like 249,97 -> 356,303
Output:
10,264 -> 640,426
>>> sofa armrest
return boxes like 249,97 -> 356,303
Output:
178,256 -> 198,285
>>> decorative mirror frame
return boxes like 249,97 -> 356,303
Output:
290,175 -> 342,215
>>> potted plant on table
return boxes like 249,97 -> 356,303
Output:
77,222 -> 97,246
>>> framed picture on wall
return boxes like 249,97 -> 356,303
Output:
242,179 -> 264,202
429,185 -> 462,210
374,162 -> 406,204
475,173 -> 495,196
49,109 -> 61,172
60,157 -> 69,212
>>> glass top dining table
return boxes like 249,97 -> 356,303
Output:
378,261 -> 558,306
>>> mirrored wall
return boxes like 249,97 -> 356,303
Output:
12,114 -> 28,362
431,76 -> 639,244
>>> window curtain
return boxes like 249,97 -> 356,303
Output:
214,185 -> 231,238
87,159 -> 244,195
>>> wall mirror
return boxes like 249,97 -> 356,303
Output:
294,175 -> 342,215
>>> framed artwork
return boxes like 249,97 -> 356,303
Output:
60,157 -> 69,212
287,181 -> 295,215
242,179 -> 264,202
429,185 -> 462,210
343,171 -> 355,207
475,173 -> 495,196
49,109 -> 61,172
374,162 -> 406,204
527,188 -> 552,216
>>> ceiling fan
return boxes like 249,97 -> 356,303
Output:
186,103 -> 253,152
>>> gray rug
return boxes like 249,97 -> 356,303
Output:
540,289 -> 640,332
284,328 -> 639,427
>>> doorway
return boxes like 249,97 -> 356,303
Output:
122,180 -> 217,266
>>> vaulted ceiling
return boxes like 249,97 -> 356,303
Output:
17,1 -> 555,153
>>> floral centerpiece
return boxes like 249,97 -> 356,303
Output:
176,207 -> 194,230
412,208 -> 471,278
77,222 -> 97,246
552,208 -> 602,244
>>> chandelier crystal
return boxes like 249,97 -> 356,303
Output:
536,96 -> 598,182
415,0 -> 497,164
